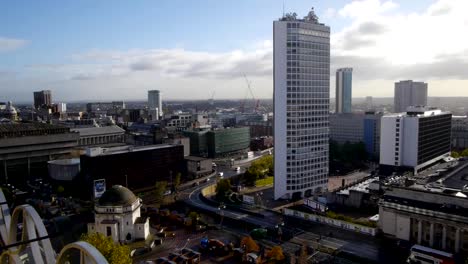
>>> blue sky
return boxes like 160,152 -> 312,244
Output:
1,0 -> 467,102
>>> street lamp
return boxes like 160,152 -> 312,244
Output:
275,221 -> 285,242
218,204 -> 226,229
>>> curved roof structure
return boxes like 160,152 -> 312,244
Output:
98,185 -> 138,207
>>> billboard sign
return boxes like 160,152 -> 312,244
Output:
94,179 -> 106,199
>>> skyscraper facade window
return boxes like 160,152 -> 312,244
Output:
273,8 -> 330,200
335,68 -> 353,113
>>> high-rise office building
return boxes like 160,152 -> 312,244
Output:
380,107 -> 451,175
148,90 -> 162,120
335,68 -> 352,113
33,90 -> 52,109
365,96 -> 373,110
394,80 -> 428,113
273,8 -> 330,200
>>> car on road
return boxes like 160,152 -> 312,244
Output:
234,167 -> 241,172
218,172 -> 224,178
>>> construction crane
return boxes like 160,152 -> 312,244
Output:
241,74 -> 260,113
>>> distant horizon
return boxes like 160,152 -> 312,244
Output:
8,96 -> 468,105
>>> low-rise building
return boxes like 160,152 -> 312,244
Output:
72,125 -> 125,147
206,127 -> 250,158
88,185 -> 149,243
451,116 -> 468,150
185,156 -> 212,179
329,113 -> 364,144
379,187 -> 468,253
380,107 -> 452,175
162,135 -> 190,156
243,120 -> 273,138
80,144 -> 185,193
184,127 -> 250,158
0,123 -> 79,184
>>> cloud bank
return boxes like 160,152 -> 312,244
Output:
3,0 -> 468,101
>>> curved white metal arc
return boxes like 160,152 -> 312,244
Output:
8,205 -> 56,264
0,189 -> 109,264
56,241 -> 109,264
0,188 -> 11,244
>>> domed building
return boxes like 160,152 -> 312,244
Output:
87,185 -> 149,243
0,101 -> 18,121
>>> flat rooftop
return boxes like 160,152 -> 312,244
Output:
85,144 -> 180,157
71,125 -> 124,137
337,176 -> 379,195
0,122 -> 71,138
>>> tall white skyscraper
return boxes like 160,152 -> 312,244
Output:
148,90 -> 162,120
273,8 -> 330,200
394,80 -> 428,113
335,68 -> 353,113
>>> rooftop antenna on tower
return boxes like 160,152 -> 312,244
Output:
282,1 -> 285,17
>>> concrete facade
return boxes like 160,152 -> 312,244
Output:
274,9 -> 330,199
185,156 -> 212,179
0,123 -> 79,184
379,187 -> 468,253
394,80 -> 428,113
380,108 -> 452,174
329,113 -> 364,144
72,126 -> 125,147
451,116 -> 468,150
88,186 -> 149,243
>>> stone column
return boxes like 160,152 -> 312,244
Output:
455,228 -> 461,253
418,220 -> 422,244
429,222 -> 434,247
442,225 -> 447,250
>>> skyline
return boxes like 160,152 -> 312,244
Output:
1,0 -> 468,102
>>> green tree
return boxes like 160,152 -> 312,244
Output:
452,151 -> 460,158
462,149 -> 468,157
244,155 -> 273,186
215,179 -> 231,201
154,181 -> 168,203
81,232 -> 131,264
174,172 -> 181,189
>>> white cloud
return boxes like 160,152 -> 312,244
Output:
333,0 -> 468,65
5,0 -> 468,100
0,37 -> 28,52
330,0 -> 468,97
32,43 -> 273,81
338,0 -> 399,19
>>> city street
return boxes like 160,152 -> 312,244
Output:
182,173 -> 403,263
